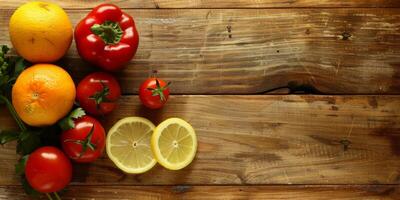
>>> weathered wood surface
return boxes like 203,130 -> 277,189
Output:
2,0 -> 400,9
1,9 -> 400,94
1,185 -> 399,200
1,95 -> 400,185
1,0 -> 400,199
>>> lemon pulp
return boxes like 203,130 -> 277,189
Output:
151,118 -> 197,170
107,117 -> 157,174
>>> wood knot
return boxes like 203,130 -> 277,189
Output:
172,185 -> 192,193
227,25 -> 232,38
339,139 -> 351,151
341,32 -> 352,40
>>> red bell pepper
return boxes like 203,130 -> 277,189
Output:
74,4 -> 139,71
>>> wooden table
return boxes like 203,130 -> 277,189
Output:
1,0 -> 400,199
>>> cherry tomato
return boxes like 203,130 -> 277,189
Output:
139,78 -> 170,109
25,146 -> 72,193
77,72 -> 121,116
61,115 -> 106,163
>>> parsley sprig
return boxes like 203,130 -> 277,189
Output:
0,45 -> 43,196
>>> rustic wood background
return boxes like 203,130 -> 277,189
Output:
1,0 -> 400,199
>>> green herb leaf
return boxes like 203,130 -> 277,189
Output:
0,130 -> 19,145
15,155 -> 29,176
0,45 -> 27,99
0,45 -> 10,91
58,107 -> 86,131
0,75 -> 9,89
21,176 -> 40,197
1,45 -> 9,54
16,131 -> 41,155
14,57 -> 26,77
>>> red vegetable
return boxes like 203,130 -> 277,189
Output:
25,146 -> 72,193
139,78 -> 170,109
74,4 -> 139,71
77,72 -> 121,116
61,115 -> 106,163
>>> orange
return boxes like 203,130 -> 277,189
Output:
12,64 -> 76,127
9,1 -> 73,63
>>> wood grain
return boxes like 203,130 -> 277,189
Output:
1,0 -> 399,199
2,9 -> 400,94
1,185 -> 399,200
2,0 -> 400,9
1,95 -> 400,185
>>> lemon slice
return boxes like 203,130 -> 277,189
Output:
106,117 -> 157,174
151,118 -> 197,170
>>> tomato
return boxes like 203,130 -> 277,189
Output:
61,115 -> 106,163
25,146 -> 72,193
139,78 -> 170,109
76,72 -> 121,116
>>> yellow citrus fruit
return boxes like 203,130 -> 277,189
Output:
107,117 -> 157,174
12,64 -> 76,127
9,1 -> 73,63
151,118 -> 197,170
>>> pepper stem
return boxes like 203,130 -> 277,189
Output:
91,21 -> 123,44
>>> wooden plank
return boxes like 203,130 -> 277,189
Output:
2,9 -> 400,94
1,95 -> 400,185
1,185 -> 400,200
2,0 -> 400,9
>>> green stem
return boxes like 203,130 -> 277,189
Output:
54,192 -> 62,200
89,81 -> 110,111
46,193 -> 54,200
91,21 -> 123,44
0,95 -> 26,131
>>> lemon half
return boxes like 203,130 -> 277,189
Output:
151,118 -> 197,170
107,117 -> 157,174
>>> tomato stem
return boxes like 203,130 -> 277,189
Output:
0,95 -> 26,131
45,193 -> 54,200
147,79 -> 171,102
89,81 -> 110,111
54,192 -> 62,200
63,125 -> 97,158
